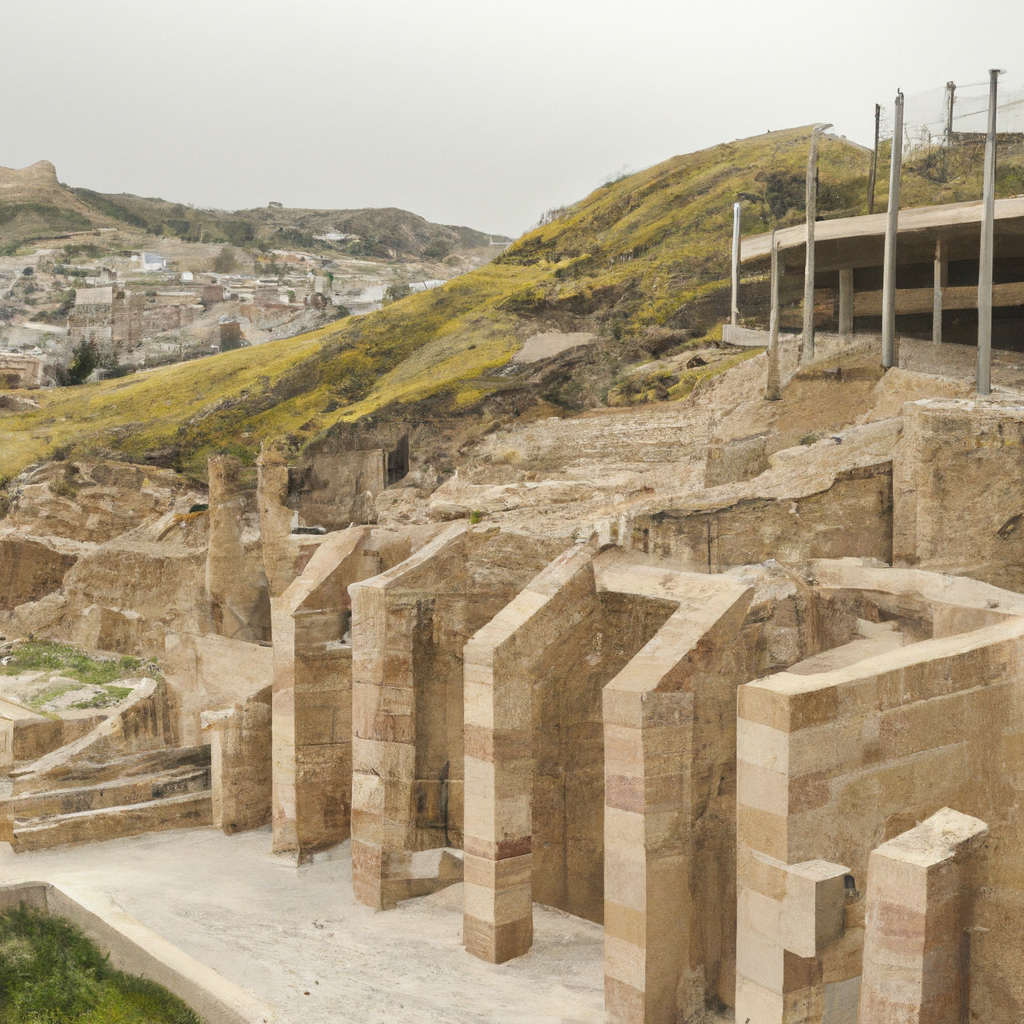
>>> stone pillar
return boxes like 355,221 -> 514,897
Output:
463,545 -> 597,963
206,455 -> 269,642
932,238 -> 947,345
272,528 -> 369,861
838,267 -> 854,341
604,687 -> 693,1024
859,807 -> 988,1024
882,91 -> 904,369
202,686 -> 272,834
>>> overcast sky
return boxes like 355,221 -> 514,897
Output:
1,0 -> 1022,237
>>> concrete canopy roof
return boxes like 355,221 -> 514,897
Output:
741,196 -> 1024,273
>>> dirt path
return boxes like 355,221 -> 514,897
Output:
0,827 -> 606,1024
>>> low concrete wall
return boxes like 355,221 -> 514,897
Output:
0,880 -> 274,1024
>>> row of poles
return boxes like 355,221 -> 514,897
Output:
729,70 -> 1005,400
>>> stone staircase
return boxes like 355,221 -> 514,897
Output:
5,745 -> 212,851
5,741 -> 214,851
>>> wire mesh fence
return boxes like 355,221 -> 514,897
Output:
878,79 -> 1024,151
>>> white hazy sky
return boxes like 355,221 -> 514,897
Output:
1,0 -> 1022,237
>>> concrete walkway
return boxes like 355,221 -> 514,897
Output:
0,826 -> 606,1024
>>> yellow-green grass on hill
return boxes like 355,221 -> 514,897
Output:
4,126 -> 1016,482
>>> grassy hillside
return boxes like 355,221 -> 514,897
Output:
2,126 -> 1018,483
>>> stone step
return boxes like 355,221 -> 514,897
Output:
11,791 -> 213,852
12,744 -> 211,794
11,766 -> 210,821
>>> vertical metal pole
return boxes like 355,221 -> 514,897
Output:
839,268 -> 854,340
881,91 -> 904,369
933,238 -> 946,345
868,104 -> 881,215
801,124 -> 831,365
731,201 -> 741,326
766,230 -> 782,401
945,81 -> 956,139
978,69 -> 1002,396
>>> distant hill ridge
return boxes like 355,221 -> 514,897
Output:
0,161 -> 509,257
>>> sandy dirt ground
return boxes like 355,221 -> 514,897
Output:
0,826 -> 607,1024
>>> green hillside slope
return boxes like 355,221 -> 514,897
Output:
2,126 -> 1017,483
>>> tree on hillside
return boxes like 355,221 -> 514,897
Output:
61,340 -> 98,386
213,247 -> 238,274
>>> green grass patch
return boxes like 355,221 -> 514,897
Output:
0,903 -> 204,1024
68,685 -> 134,710
0,641 -> 155,688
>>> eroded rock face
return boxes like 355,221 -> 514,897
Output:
0,538 -> 77,610
3,460 -> 202,545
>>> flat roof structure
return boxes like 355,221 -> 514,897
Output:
741,195 -> 1024,271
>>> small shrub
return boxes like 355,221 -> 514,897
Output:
469,509 -> 483,524
382,282 -> 412,306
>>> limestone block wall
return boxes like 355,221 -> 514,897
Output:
59,541 -> 210,657
461,545 -> 680,964
859,807 -> 988,1024
206,456 -> 271,642
271,528 -> 380,860
292,450 -> 387,531
600,560 -> 765,1024
643,464 -> 892,571
0,538 -> 77,610
349,523 -> 567,910
894,399 -> 1024,591
202,685 -> 272,834
162,632 -> 274,747
735,615 -> 1024,1023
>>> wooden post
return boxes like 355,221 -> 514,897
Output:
978,69 -> 1002,396
945,81 -> 956,139
932,238 -> 947,345
881,92 -> 904,369
731,202 -> 741,326
801,124 -> 831,365
868,104 -> 881,215
766,230 -> 782,401
839,268 -> 854,341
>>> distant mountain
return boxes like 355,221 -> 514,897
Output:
0,161 -> 509,258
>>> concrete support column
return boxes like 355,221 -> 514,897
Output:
932,238 -> 947,345
882,91 -> 904,369
859,807 -> 988,1024
978,69 -> 1002,396
838,268 -> 854,341
765,231 -> 782,401
801,125 -> 831,365
731,202 -> 742,326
